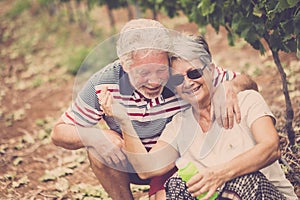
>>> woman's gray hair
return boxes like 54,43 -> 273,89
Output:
171,34 -> 212,66
117,19 -> 171,67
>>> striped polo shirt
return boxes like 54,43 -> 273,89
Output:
62,60 -> 237,148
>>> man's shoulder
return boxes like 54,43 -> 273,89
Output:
91,60 -> 123,85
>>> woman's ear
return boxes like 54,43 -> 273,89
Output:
207,63 -> 215,74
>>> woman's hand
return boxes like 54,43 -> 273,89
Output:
98,86 -> 128,121
186,167 -> 225,200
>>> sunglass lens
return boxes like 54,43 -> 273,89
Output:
169,74 -> 184,86
187,68 -> 203,79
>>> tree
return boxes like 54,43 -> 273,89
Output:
137,0 -> 182,19
98,0 -> 131,29
163,0 -> 299,145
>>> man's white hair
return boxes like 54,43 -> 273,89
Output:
116,19 -> 171,67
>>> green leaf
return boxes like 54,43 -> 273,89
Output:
3,173 -> 16,180
55,178 -> 70,192
39,167 -> 74,182
227,32 -> 235,46
35,118 -> 47,127
269,30 -> 283,51
197,0 -> 216,16
22,133 -> 35,144
286,0 -> 300,7
13,157 -> 23,166
294,11 -> 300,36
240,26 -> 251,39
283,37 -> 297,52
278,0 -> 297,10
279,0 -> 289,9
253,4 -> 263,17
37,129 -> 49,140
39,170 -> 57,182
13,108 -> 25,121
70,183 -> 111,198
12,176 -> 29,188
0,144 -> 8,154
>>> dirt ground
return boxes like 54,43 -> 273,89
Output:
0,2 -> 299,200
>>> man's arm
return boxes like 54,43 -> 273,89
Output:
51,118 -> 85,150
51,118 -> 127,167
214,70 -> 258,129
229,74 -> 258,92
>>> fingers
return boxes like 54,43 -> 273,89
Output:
234,100 -> 241,124
223,107 -> 234,129
90,145 -> 128,170
98,86 -> 114,116
87,147 -> 113,166
98,86 -> 107,108
98,86 -> 108,103
186,173 -> 202,187
186,172 -> 220,200
223,98 -> 241,129
108,148 -> 126,165
103,92 -> 113,116
187,182 -> 218,200
187,174 -> 206,195
218,81 -> 241,129
114,149 -> 128,169
187,179 -> 216,200
222,109 -> 229,129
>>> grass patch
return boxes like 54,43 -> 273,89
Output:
32,76 -> 43,88
66,46 -> 91,75
5,0 -> 31,19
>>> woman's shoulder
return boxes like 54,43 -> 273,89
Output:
237,90 -> 275,125
237,90 -> 265,105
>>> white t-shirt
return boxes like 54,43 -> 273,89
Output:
159,90 -> 297,199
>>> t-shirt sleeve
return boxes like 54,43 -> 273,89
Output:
213,66 -> 239,87
61,73 -> 103,127
239,90 -> 276,128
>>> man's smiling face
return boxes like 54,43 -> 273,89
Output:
125,50 -> 170,99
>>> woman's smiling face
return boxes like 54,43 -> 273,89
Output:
171,59 -> 211,108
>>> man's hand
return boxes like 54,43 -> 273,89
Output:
213,83 -> 241,129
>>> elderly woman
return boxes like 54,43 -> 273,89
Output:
100,34 -> 297,200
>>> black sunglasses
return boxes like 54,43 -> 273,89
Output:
169,65 -> 207,86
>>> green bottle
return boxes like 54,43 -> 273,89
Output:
178,162 -> 218,200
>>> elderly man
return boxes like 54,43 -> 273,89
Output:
51,19 -> 256,199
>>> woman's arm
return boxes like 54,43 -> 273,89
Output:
186,115 -> 280,199
122,131 -> 178,179
219,116 -> 280,178
100,87 -> 178,179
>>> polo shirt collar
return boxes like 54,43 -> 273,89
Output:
119,65 -> 175,109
